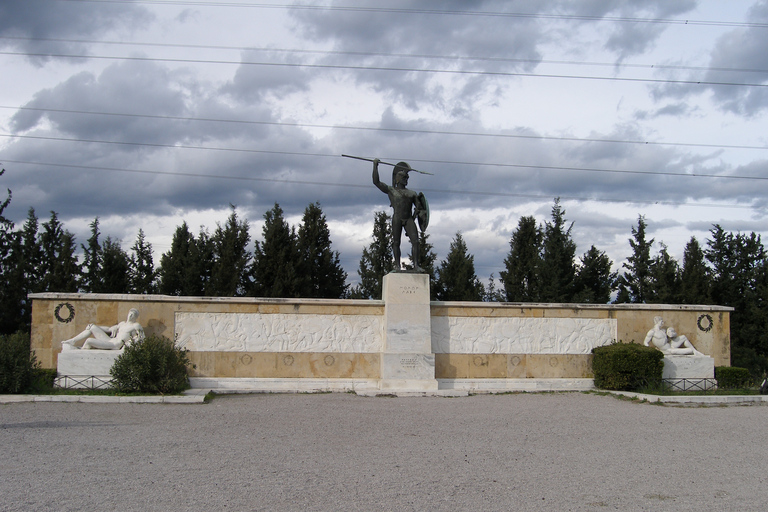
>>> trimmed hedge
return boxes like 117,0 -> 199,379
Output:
110,335 -> 192,394
592,342 -> 664,391
0,331 -> 38,394
715,366 -> 753,389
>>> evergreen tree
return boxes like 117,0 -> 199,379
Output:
648,243 -> 681,304
20,208 -> 43,294
81,217 -> 102,293
500,216 -> 542,302
350,211 -> 394,299
0,173 -> 25,334
679,236 -> 710,304
98,237 -> 130,293
159,222 -> 200,296
484,273 -> 506,302
39,211 -> 80,293
195,227 -> 215,295
539,199 -> 576,302
129,229 -> 157,294
618,215 -> 654,303
250,203 -> 301,297
705,225 -> 768,376
434,232 -> 484,301
572,245 -> 616,304
209,206 -> 251,296
297,202 -> 348,298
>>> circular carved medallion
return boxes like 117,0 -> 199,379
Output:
54,303 -> 75,323
282,355 -> 294,366
324,355 -> 335,366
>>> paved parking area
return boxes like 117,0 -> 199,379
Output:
1,392 -> 766,511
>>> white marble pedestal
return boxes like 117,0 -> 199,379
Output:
662,355 -> 716,391
380,273 -> 438,392
56,349 -> 122,388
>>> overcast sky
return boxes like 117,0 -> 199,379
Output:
1,0 -> 767,288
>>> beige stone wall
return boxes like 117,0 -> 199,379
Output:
30,294 -> 731,379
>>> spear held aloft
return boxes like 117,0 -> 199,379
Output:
341,154 -> 434,175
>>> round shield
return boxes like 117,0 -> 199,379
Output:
417,192 -> 429,232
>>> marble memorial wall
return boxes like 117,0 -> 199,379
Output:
29,293 -> 732,382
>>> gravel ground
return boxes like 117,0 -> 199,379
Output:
1,392 -> 766,512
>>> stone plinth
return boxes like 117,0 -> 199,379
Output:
57,349 -> 122,378
662,355 -> 716,391
380,273 -> 437,391
662,355 -> 715,379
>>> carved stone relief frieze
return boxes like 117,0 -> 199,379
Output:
175,312 -> 383,353
431,316 -> 617,354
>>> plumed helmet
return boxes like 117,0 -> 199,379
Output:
393,161 -> 411,186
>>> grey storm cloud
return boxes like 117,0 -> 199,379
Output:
0,0 -> 153,64
1,0 -> 766,283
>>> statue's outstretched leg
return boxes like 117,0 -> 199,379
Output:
61,324 -> 110,350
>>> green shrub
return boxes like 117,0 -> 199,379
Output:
0,331 -> 38,394
27,368 -> 58,393
715,366 -> 753,389
110,335 -> 192,394
592,342 -> 664,391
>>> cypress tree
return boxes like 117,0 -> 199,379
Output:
350,211 -> 394,300
539,199 -> 576,302
209,206 -> 251,297
297,202 -> 347,299
619,215 -> 654,303
500,216 -> 542,302
573,246 -> 616,304
129,229 -> 157,294
39,211 -> 80,293
679,236 -> 710,304
81,217 -> 102,293
251,203 -> 301,297
434,232 -> 484,301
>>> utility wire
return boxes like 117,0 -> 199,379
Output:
4,36 -> 768,75
2,133 -> 765,182
3,50 -> 767,88
1,158 -> 759,211
3,105 -> 767,152
41,1 -> 768,29
4,132 -> 765,181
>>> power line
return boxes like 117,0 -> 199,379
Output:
2,132 -> 766,182
0,157 -> 763,211
3,50 -> 767,88
4,36 -> 768,76
3,105 -> 766,152
42,1 -> 768,29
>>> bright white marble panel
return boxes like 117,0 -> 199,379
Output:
175,312 -> 383,353
431,317 -> 617,354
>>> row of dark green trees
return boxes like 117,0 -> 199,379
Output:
1,168 -> 766,376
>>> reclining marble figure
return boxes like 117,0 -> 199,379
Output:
60,308 -> 145,350
643,316 -> 705,356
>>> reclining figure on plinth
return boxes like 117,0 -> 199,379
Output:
61,308 -> 145,350
643,316 -> 705,356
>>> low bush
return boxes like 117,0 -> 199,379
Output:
592,342 -> 664,391
110,335 -> 192,394
0,331 -> 38,394
715,366 -> 753,390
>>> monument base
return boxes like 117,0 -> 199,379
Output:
380,273 -> 435,392
662,355 -> 716,391
662,355 -> 715,379
56,349 -> 122,388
